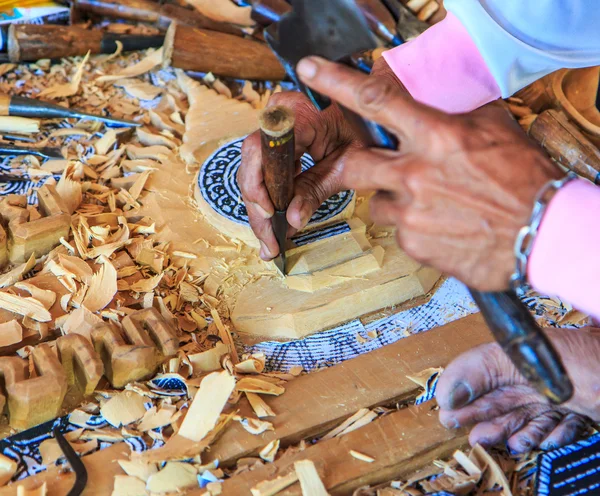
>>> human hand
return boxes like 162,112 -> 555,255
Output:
239,57 -> 403,261
296,56 -> 561,291
435,326 -> 600,452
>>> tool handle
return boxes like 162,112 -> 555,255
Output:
343,107 -> 573,404
259,105 -> 296,211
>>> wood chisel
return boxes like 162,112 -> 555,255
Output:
264,0 -> 574,404
259,105 -> 296,275
0,94 -> 139,128
0,144 -> 63,160
0,23 -> 164,63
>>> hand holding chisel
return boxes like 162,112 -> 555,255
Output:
258,105 -> 296,275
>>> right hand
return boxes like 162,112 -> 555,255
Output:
239,57 -> 403,260
239,91 -> 360,260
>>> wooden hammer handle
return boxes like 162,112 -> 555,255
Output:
259,106 -> 296,212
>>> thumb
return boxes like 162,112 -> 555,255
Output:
287,151 -> 346,231
436,342 -> 527,411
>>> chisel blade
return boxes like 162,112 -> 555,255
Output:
272,210 -> 288,275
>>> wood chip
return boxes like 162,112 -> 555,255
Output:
39,438 -> 98,466
82,255 -> 117,312
115,79 -> 162,100
14,282 -> 56,310
0,254 -> 36,288
251,472 -> 298,496
406,367 -> 443,389
188,342 -> 229,374
350,450 -> 375,463
210,309 -> 239,363
128,273 -> 163,293
0,320 -> 22,348
95,129 -> 117,156
246,392 -> 276,418
322,408 -> 377,441
0,291 -> 51,322
237,377 -> 284,396
294,460 -> 329,496
145,462 -> 198,494
100,391 -> 147,428
39,51 -> 90,98
178,370 -> 235,442
259,439 -> 279,463
137,404 -> 177,432
0,453 -> 17,486
110,475 -> 147,496
235,353 -> 266,374
97,47 -> 164,83
117,460 -> 158,482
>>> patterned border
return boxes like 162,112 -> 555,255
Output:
198,137 -> 355,227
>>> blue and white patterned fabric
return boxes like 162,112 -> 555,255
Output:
537,434 -> 600,496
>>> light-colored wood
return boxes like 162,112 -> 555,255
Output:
3,314 -> 491,493
121,307 -> 179,357
215,404 -> 468,496
0,185 -> 71,264
285,245 -> 385,293
56,334 -> 104,396
92,322 -> 158,389
0,95 -> 10,117
0,344 -> 67,430
206,313 -> 490,466
232,235 -> 440,340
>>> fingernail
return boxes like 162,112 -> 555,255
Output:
449,382 -> 473,409
251,202 -> 273,219
441,417 -> 459,430
259,241 -> 272,260
297,57 -> 318,80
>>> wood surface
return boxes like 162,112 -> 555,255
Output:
73,0 -> 244,36
231,233 -> 440,340
528,109 -> 600,184
2,313 -> 491,494
213,404 -> 468,495
164,23 -> 286,80
7,24 -> 103,63
56,334 -> 104,396
259,106 -> 295,212
0,95 -> 10,117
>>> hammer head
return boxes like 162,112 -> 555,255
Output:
264,0 -> 378,110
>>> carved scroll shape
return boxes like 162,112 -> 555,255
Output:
56,334 -> 104,396
0,344 -> 67,430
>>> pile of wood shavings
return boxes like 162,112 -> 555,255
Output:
0,45 -> 294,494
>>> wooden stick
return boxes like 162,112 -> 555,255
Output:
216,404 -> 468,495
73,0 -> 245,36
527,109 -> 600,184
163,23 -> 286,81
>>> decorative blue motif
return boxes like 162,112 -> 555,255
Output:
291,221 -> 351,247
198,137 -> 354,226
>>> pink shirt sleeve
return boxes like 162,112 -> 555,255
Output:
382,12 -> 501,114
528,180 -> 600,321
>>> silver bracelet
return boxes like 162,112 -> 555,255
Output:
511,173 -> 577,291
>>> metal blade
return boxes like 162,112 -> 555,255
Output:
271,210 -> 288,275
0,145 -> 63,159
71,111 -> 141,128
265,0 -> 378,110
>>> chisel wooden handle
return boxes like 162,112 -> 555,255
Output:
259,106 -> 296,211
6,24 -> 163,63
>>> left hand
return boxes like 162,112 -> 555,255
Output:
296,57 -> 561,291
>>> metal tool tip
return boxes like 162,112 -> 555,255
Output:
273,255 -> 285,276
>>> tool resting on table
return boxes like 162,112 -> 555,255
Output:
264,0 -> 573,404
259,105 -> 296,275
0,94 -> 138,128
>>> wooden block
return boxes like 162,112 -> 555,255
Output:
2,314 -> 492,493
0,344 -> 67,430
0,357 -> 26,414
121,307 -> 179,358
0,225 -> 8,269
56,334 -> 104,396
216,404 -> 468,495
286,220 -> 371,276
0,185 -> 71,264
285,246 -> 385,292
232,237 -> 440,341
92,322 -> 158,389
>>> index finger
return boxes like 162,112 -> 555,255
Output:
297,56 -> 445,151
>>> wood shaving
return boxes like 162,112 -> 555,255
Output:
82,255 -> 117,312
0,254 -> 36,288
178,370 -> 235,442
100,391 -> 147,428
259,439 -> 279,463
0,291 -> 51,322
97,47 -> 164,83
117,460 -> 158,482
246,392 -> 276,418
251,471 -> 298,496
237,377 -> 284,396
294,460 -> 329,496
39,51 -> 90,99
349,450 -> 375,463
115,79 -> 162,100
145,462 -> 198,494
0,320 -> 22,348
14,281 -> 56,310
0,117 -> 40,134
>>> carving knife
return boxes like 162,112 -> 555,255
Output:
0,144 -> 64,160
258,105 -> 296,275
0,94 -> 140,128
264,0 -> 574,404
